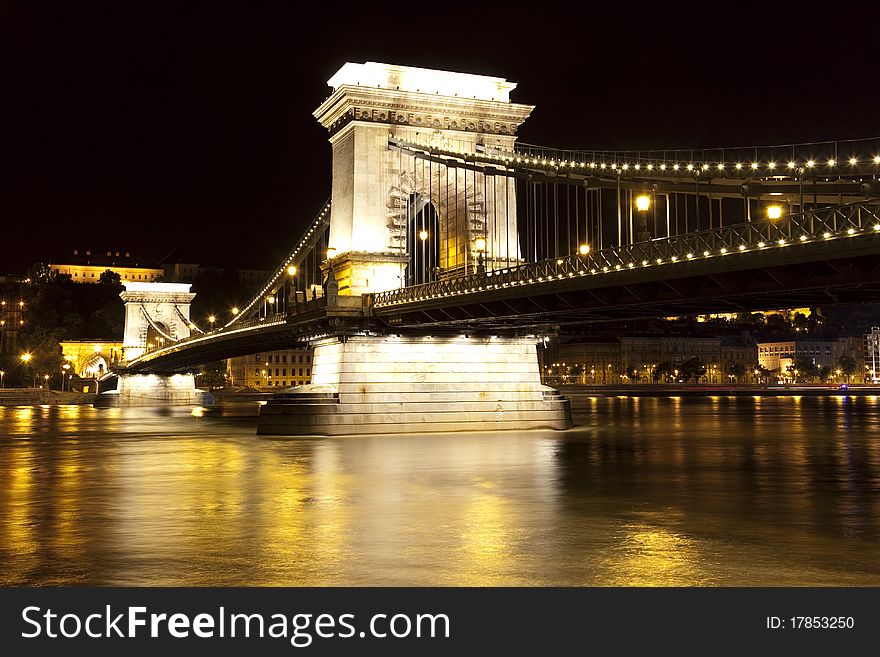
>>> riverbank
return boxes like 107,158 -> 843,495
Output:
557,383 -> 879,397
0,388 -> 96,406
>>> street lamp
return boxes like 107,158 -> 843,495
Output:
43,374 -> 49,389
208,315 -> 216,328
286,265 -> 298,313
0,370 -> 4,388
767,205 -> 783,220
578,244 -> 590,256
419,230 -> 429,283
231,307 -> 239,315
474,237 -> 486,275
62,363 -> 70,392
635,194 -> 651,242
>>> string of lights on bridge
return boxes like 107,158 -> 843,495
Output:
223,200 -> 332,329
393,138 -> 880,178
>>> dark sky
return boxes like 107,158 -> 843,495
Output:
3,1 -> 879,273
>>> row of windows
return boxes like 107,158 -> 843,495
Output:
252,368 -> 311,377
254,353 -> 312,364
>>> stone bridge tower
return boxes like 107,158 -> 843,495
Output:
120,282 -> 196,362
313,61 -> 534,296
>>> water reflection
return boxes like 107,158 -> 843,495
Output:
0,396 -> 879,585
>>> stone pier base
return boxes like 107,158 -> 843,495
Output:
95,373 -> 213,406
257,335 -> 572,436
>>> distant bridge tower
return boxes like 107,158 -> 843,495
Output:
313,61 -> 534,295
120,282 -> 196,361
101,282 -> 209,406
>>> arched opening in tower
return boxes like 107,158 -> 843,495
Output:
405,193 -> 440,286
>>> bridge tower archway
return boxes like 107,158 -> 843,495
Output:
404,193 -> 440,286
314,61 -> 534,296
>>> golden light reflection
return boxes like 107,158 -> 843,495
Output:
595,523 -> 712,586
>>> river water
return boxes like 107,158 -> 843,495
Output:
1,395 -> 878,586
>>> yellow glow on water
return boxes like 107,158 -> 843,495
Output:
597,523 -> 711,586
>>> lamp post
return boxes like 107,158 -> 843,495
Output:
287,265 -> 297,314
474,237 -> 486,275
419,230 -> 428,284
208,315 -> 216,329
0,370 -> 4,388
62,363 -> 70,392
635,194 -> 651,242
20,352 -> 32,387
43,373 -> 49,389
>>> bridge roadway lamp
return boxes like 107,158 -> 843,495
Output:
474,237 -> 486,275
579,244 -> 590,256
766,205 -> 783,220
231,306 -> 239,315
208,315 -> 216,327
287,266 -> 298,313
635,194 -> 651,242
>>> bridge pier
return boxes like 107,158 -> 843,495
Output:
96,373 -> 213,407
257,334 -> 571,435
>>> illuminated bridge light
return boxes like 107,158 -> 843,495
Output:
686,253 -> 694,259
848,228 -> 856,235
828,158 -> 836,166
659,164 -> 667,171
702,163 -> 710,171
875,156 -> 880,164
787,161 -> 796,169
641,260 -> 648,266
739,244 -> 747,251
758,241 -> 766,247
671,256 -> 678,262
778,238 -> 785,245
824,232 -> 832,239
720,247 -> 728,253
735,163 -> 743,170
751,162 -> 759,169
686,163 -> 694,171
673,164 -> 680,170
849,157 -> 858,165
702,250 -> 709,256
800,235 -> 808,241
806,160 -> 815,168
627,262 -> 634,268
767,162 -> 776,170
656,258 -> 662,264
874,224 -> 880,231
717,163 -> 724,171
615,264 -> 621,270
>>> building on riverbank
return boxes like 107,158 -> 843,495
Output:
227,348 -> 314,388
547,335 -> 757,385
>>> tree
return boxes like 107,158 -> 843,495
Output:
196,360 -> 228,390
680,357 -> 706,383
791,356 -> 819,382
837,355 -> 858,382
654,361 -> 674,382
99,269 -> 122,286
755,364 -> 771,384
728,361 -> 747,382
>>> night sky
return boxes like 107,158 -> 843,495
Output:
3,1 -> 879,274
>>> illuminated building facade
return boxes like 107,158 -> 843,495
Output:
59,341 -> 124,377
49,250 -> 163,283
0,275 -> 26,354
227,348 -> 314,388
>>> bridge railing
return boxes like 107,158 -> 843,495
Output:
372,201 -> 880,309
